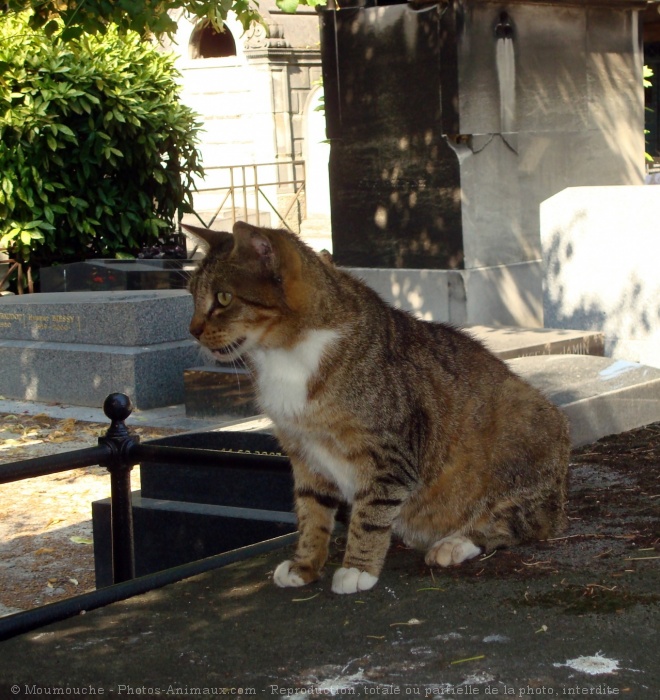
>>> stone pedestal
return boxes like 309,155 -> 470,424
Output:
0,291 -> 198,409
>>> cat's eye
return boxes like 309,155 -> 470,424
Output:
215,291 -> 233,308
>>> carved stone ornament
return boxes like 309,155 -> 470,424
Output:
244,21 -> 290,50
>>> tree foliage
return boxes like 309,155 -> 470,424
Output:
2,0 -> 323,41
0,12 -> 203,274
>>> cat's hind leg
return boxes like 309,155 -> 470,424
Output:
425,534 -> 482,567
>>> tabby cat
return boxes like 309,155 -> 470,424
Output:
185,221 -> 570,595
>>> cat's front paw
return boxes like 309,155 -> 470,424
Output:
331,567 -> 379,595
273,560 -> 307,588
425,535 -> 481,567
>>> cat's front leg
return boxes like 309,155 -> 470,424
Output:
274,465 -> 341,588
332,489 -> 403,595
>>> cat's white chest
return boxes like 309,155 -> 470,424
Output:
250,329 -> 339,419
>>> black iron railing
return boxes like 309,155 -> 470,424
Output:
0,393 -> 295,641
190,160 -> 306,232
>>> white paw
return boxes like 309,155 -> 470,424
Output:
273,560 -> 306,588
331,567 -> 379,595
425,535 -> 482,567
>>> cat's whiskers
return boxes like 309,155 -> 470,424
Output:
171,268 -> 195,286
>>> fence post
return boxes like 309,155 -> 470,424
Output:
98,393 -> 140,584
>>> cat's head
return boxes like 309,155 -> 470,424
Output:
184,221 -> 328,362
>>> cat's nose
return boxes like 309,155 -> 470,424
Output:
189,319 -> 205,339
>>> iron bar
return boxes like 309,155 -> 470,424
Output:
0,533 -> 297,642
241,164 -> 248,221
258,187 -> 294,231
253,163 -> 260,226
0,391 -> 297,638
230,166 -> 236,223
207,189 -> 231,228
0,445 -> 111,485
97,393 -> 139,584
108,466 -> 135,583
281,181 -> 306,223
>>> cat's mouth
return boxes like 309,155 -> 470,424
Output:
211,338 -> 248,361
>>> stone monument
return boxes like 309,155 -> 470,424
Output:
320,0 -> 645,326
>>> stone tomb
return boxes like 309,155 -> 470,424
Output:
541,186 -> 660,370
0,290 -> 199,409
320,0 -> 644,326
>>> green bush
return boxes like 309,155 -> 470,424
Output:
0,12 -> 203,283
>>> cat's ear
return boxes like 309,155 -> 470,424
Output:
180,223 -> 234,253
232,221 -> 277,274
318,249 -> 334,267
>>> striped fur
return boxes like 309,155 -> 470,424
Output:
187,221 -> 570,595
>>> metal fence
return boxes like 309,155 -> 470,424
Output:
0,392 -> 295,641
189,161 -> 306,232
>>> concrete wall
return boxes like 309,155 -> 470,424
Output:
541,186 -> 660,368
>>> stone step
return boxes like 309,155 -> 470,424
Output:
466,325 -> 604,360
509,354 -> 660,446
184,326 -> 605,420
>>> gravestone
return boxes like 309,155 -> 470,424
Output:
510,354 -> 660,446
40,259 -> 198,293
0,290 -> 199,409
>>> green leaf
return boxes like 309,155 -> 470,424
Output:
70,536 -> 93,545
56,124 -> 76,139
276,0 -> 300,12
60,26 -> 84,42
24,220 -> 45,230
